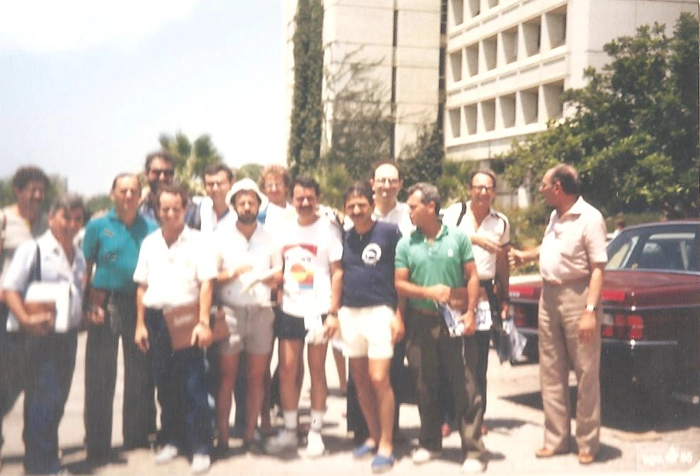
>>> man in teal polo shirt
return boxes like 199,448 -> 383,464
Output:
82,173 -> 158,463
395,182 -> 486,474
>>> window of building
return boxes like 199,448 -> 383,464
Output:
519,88 -> 539,124
521,17 -> 541,58
465,104 -> 477,135
451,0 -> 464,27
467,0 -> 480,18
544,6 -> 567,50
481,99 -> 496,132
482,35 -> 497,71
499,94 -> 516,128
466,44 -> 479,77
450,50 -> 463,83
500,26 -> 518,65
542,81 -> 564,120
449,108 -> 462,138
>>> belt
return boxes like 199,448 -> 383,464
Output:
479,279 -> 495,288
409,307 -> 440,317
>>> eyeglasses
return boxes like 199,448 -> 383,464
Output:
471,185 -> 494,192
150,168 -> 175,177
204,180 -> 228,189
264,182 -> 285,190
375,178 -> 399,185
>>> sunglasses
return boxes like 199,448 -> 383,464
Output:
150,168 -> 175,177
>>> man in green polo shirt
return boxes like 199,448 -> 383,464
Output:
395,182 -> 486,474
82,173 -> 158,463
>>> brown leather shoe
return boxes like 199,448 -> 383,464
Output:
578,450 -> 596,465
535,447 -> 568,458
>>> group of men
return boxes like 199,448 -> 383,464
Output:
0,155 -> 608,475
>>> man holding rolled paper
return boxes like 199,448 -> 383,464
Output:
133,184 -> 217,474
394,182 -> 486,474
2,195 -> 87,475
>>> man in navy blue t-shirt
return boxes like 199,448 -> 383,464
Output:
328,181 -> 404,473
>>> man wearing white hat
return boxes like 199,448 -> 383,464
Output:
211,179 -> 283,452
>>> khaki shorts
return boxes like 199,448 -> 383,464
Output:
217,305 -> 275,355
338,305 -> 394,359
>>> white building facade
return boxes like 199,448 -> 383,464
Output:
444,0 -> 697,164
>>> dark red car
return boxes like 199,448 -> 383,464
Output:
509,221 -> 700,411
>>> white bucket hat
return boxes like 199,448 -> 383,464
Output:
225,178 -> 269,211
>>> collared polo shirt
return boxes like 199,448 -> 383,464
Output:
442,201 -> 510,280
199,196 -> 235,234
539,196 -> 608,284
3,230 -> 86,330
214,220 -> 282,307
395,224 -> 474,311
82,209 -> 157,292
138,195 -> 201,229
373,201 -> 414,237
133,226 -> 217,309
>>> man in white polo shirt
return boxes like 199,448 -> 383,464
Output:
133,184 -> 217,474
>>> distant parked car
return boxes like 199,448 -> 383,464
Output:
509,221 -> 700,411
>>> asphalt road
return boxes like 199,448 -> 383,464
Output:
2,333 -> 700,475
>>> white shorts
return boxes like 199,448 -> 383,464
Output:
338,305 -> 394,359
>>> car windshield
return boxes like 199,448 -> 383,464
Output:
606,223 -> 700,273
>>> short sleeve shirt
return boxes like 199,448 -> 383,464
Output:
539,197 -> 608,283
0,206 -> 48,283
373,201 -> 414,237
214,220 -> 282,307
3,230 -> 86,330
341,221 -> 401,309
281,215 -> 343,318
395,224 -> 474,311
442,201 -> 510,280
82,209 -> 157,292
133,226 -> 218,309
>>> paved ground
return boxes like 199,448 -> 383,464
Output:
2,333 -> 700,475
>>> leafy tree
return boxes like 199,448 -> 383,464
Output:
86,194 -> 112,216
501,13 -> 699,218
159,132 -> 223,194
400,122 -> 444,198
236,163 -> 264,183
288,0 -> 324,177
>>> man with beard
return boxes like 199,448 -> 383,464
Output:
0,166 -> 50,469
265,176 -> 342,458
82,173 -> 158,463
138,150 -> 200,228
211,178 -> 281,453
330,181 -> 403,473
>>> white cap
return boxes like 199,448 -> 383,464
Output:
226,178 -> 269,210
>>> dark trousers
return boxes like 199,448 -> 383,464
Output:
23,332 -> 77,474
146,309 -> 211,456
84,291 -> 155,458
405,309 -> 485,460
475,330 -> 490,414
0,303 -> 25,451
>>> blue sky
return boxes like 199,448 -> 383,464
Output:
0,1 -> 286,196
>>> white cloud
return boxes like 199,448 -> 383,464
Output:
0,0 -> 201,54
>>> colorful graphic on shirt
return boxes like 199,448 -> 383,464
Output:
283,244 -> 318,291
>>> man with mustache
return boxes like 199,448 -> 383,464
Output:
265,176 -> 342,458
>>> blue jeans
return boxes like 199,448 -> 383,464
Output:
146,309 -> 212,455
23,331 -> 77,474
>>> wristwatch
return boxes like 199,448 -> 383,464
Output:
585,304 -> 597,312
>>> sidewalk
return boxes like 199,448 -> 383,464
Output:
1,333 -> 699,475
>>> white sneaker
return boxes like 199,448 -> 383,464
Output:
264,429 -> 298,454
154,444 -> 178,464
461,458 -> 486,474
191,453 -> 210,474
305,430 -> 325,458
411,447 -> 441,465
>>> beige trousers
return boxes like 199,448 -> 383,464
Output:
538,280 -> 601,455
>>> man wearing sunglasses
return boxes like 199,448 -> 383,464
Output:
139,150 -> 200,229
